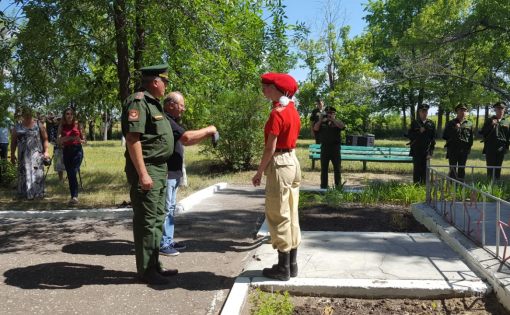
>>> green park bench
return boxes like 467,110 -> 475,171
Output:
308,144 -> 412,171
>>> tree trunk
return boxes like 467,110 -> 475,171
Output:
113,0 -> 131,104
133,0 -> 146,91
401,105 -> 407,132
88,120 -> 96,141
475,104 -> 480,133
437,107 -> 444,138
445,110 -> 451,125
484,104 -> 489,120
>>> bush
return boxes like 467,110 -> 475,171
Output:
250,288 -> 293,315
206,90 -> 269,171
0,159 -> 17,188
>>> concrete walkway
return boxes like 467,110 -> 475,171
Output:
220,186 -> 491,315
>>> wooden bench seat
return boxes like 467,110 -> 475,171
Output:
308,144 -> 412,171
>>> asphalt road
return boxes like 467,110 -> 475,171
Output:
0,186 -> 266,315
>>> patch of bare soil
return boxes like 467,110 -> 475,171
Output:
299,203 -> 428,233
281,203 -> 509,315
292,295 -> 509,315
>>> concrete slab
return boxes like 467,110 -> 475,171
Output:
243,231 -> 488,298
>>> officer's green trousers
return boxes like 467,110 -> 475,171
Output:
128,163 -> 167,276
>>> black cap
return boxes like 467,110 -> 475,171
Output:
324,106 -> 336,113
455,103 -> 468,111
417,103 -> 429,110
493,101 -> 506,109
140,63 -> 169,81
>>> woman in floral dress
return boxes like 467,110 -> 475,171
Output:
10,107 -> 50,199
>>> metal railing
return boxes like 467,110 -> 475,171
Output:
426,164 -> 510,263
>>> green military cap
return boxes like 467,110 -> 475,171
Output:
324,106 -> 336,113
140,63 -> 169,81
455,103 -> 468,111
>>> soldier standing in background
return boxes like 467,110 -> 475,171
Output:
442,103 -> 473,182
408,103 -> 436,184
479,101 -> 510,180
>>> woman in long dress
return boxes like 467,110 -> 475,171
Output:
10,107 -> 50,199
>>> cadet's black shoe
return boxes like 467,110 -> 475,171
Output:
262,251 -> 290,281
141,269 -> 170,285
290,248 -> 298,277
158,267 -> 178,277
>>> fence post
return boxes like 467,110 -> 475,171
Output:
426,159 -> 431,204
496,200 -> 501,259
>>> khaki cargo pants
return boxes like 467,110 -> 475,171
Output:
264,151 -> 301,252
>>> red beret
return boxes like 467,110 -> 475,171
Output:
260,72 -> 298,97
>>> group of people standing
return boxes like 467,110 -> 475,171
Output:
122,65 -> 301,284
7,106 -> 85,203
408,102 -> 510,184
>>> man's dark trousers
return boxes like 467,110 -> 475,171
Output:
320,144 -> 340,189
128,163 -> 167,276
485,151 -> 505,180
412,154 -> 427,184
448,151 -> 468,182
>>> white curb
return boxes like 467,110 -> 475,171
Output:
0,182 -> 228,219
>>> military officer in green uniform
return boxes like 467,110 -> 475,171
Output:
442,103 -> 473,182
479,101 -> 510,180
408,103 -> 436,184
313,106 -> 345,189
121,64 -> 177,285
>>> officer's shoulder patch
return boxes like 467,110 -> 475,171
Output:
128,109 -> 140,122
134,92 -> 144,100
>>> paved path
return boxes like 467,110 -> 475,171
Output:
0,186 -> 266,315
0,185 -> 493,315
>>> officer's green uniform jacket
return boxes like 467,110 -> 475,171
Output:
408,119 -> 436,157
122,91 -> 174,179
442,118 -> 473,156
121,90 -> 174,276
479,115 -> 510,155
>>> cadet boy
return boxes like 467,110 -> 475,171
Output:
442,103 -> 473,182
313,106 -> 345,189
121,64 -> 177,285
408,103 -> 436,184
479,101 -> 510,180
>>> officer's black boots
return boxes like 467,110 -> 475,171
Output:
290,248 -> 298,277
262,251 -> 290,281
141,268 -> 170,285
158,266 -> 178,277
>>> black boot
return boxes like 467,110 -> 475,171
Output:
262,251 -> 290,281
290,248 -> 298,277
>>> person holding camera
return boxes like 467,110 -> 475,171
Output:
46,113 -> 65,182
58,107 -> 85,205
407,103 -> 436,184
313,106 -> 345,189
10,106 -> 50,199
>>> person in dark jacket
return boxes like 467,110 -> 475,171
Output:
313,106 -> 345,189
442,103 -> 473,182
479,101 -> 510,180
408,103 -> 436,184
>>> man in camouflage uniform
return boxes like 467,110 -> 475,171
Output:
479,101 -> 510,180
408,103 -> 436,184
121,64 -> 177,285
442,103 -> 473,182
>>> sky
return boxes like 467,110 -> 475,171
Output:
282,0 -> 369,82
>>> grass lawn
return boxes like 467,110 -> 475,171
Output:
0,136 -> 504,210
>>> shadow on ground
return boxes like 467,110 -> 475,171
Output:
3,262 -> 234,291
3,262 -> 136,289
62,239 -> 135,256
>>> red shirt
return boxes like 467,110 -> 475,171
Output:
61,123 -> 82,146
264,102 -> 301,149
